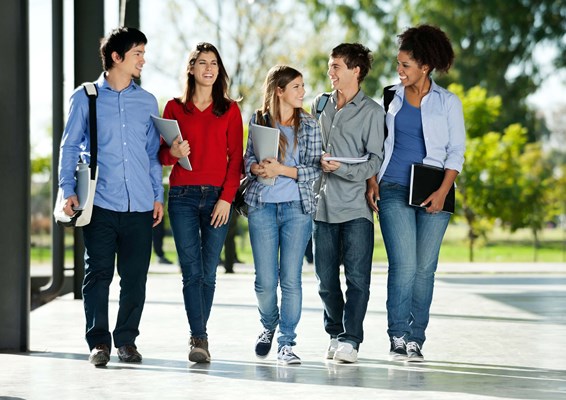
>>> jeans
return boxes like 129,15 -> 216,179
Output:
248,201 -> 312,348
82,206 -> 153,350
168,185 -> 230,339
313,218 -> 374,349
378,181 -> 450,347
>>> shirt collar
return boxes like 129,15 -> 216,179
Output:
96,72 -> 138,92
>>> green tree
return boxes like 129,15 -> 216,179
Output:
305,0 -> 565,140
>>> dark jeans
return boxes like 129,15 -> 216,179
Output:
82,206 -> 153,350
168,185 -> 230,338
313,218 -> 374,349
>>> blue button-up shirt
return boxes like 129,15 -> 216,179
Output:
378,80 -> 466,183
58,73 -> 163,212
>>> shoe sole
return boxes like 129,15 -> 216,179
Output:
389,352 -> 408,361
333,353 -> 358,363
277,359 -> 301,365
189,349 -> 211,363
406,356 -> 424,362
118,355 -> 142,363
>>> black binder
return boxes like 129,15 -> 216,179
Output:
409,163 -> 455,214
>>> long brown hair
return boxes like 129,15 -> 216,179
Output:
177,42 -> 232,116
261,65 -> 303,160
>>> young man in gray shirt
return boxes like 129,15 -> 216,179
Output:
312,43 -> 385,363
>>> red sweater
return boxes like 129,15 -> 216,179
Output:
158,99 -> 243,203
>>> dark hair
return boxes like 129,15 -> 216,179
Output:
330,43 -> 373,83
397,25 -> 454,74
178,42 -> 232,117
259,65 -> 304,160
99,27 -> 147,71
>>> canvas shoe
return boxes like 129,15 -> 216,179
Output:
325,338 -> 339,360
277,345 -> 301,365
389,336 -> 407,361
406,341 -> 424,362
333,342 -> 358,363
255,328 -> 275,358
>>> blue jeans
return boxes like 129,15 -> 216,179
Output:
248,201 -> 312,349
313,218 -> 374,349
378,181 -> 450,347
82,206 -> 153,350
168,185 -> 230,339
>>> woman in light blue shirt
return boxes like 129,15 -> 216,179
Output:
244,65 -> 322,365
366,25 -> 466,362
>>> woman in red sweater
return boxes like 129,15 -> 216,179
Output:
158,42 -> 243,363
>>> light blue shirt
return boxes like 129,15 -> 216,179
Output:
261,124 -> 301,203
378,80 -> 466,182
58,73 -> 164,212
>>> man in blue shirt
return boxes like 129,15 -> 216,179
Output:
57,27 -> 163,367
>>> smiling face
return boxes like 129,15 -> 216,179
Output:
396,50 -> 428,87
327,56 -> 359,92
114,43 -> 146,79
190,51 -> 219,87
278,75 -> 305,109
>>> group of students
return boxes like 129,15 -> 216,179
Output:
56,24 -> 465,368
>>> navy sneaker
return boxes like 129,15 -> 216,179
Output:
389,336 -> 407,361
255,328 -> 275,358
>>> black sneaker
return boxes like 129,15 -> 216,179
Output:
389,336 -> 407,361
406,341 -> 424,362
255,328 -> 275,358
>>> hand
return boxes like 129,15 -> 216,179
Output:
210,199 -> 231,228
365,176 -> 379,213
321,153 -> 340,173
421,190 -> 446,214
169,134 -> 190,159
63,195 -> 79,216
152,201 -> 164,227
259,158 -> 282,179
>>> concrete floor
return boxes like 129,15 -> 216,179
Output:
1,262 -> 566,399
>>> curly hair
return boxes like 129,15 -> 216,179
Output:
330,43 -> 373,83
397,25 -> 454,74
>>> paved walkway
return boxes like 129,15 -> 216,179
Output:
2,262 -> 566,399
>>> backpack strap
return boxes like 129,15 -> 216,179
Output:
314,93 -> 331,120
382,85 -> 395,139
82,82 -> 98,179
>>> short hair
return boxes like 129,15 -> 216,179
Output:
330,43 -> 373,83
397,25 -> 454,74
99,27 -> 147,71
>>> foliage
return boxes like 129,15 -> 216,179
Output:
304,0 -> 566,140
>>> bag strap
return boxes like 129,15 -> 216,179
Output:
314,93 -> 331,120
382,85 -> 395,139
82,82 -> 98,179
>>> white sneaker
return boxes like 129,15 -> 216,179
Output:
325,338 -> 339,359
333,342 -> 358,363
277,345 -> 301,365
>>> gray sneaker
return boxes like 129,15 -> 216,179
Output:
189,337 -> 211,363
277,345 -> 301,365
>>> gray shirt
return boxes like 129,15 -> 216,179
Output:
312,89 -> 385,224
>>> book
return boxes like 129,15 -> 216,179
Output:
249,123 -> 280,186
150,115 -> 192,170
324,154 -> 369,164
409,163 -> 455,214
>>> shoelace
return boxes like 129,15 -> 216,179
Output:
279,346 -> 295,358
257,329 -> 273,344
392,336 -> 406,349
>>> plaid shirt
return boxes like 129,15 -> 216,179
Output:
244,110 -> 322,214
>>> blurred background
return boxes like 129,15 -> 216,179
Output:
29,0 -> 566,266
